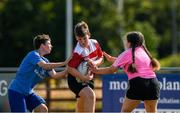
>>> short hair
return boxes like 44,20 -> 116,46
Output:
33,34 -> 51,49
74,21 -> 90,37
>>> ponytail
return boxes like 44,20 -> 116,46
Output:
128,45 -> 138,73
151,58 -> 161,71
142,45 -> 160,71
126,31 -> 160,73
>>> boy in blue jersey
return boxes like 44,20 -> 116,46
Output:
8,34 -> 69,112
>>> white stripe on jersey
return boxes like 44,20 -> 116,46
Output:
74,39 -> 98,58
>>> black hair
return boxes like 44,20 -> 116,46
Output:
126,31 -> 160,73
142,44 -> 161,71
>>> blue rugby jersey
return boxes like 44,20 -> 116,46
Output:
8,50 -> 51,95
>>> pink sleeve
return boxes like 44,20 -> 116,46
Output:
112,50 -> 131,68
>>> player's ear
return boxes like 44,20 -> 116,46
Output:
40,43 -> 44,48
75,36 -> 79,41
87,32 -> 91,37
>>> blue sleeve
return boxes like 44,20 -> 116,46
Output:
28,51 -> 44,65
29,51 -> 53,75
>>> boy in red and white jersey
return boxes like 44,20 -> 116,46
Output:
69,38 -> 103,68
67,21 -> 103,112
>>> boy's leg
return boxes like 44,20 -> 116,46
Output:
76,97 -> 84,112
78,86 -> 96,112
25,92 -> 48,112
33,104 -> 48,112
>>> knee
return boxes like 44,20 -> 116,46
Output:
41,105 -> 48,112
81,91 -> 96,101
86,91 -> 96,101
79,87 -> 96,102
34,104 -> 48,112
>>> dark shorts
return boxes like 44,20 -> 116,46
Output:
126,77 -> 160,100
8,89 -> 46,112
67,74 -> 94,98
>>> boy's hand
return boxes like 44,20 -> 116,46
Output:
84,70 -> 94,82
89,65 -> 98,74
87,59 -> 96,68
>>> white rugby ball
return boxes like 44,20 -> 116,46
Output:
76,61 -> 89,82
77,61 -> 88,75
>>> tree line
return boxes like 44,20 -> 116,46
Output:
0,0 -> 179,67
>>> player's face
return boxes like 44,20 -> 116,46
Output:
43,40 -> 52,54
125,41 -> 131,49
76,35 -> 89,48
123,38 -> 131,50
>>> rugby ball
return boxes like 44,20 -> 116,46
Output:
76,61 -> 89,82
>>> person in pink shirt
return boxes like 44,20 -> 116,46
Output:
90,31 -> 161,112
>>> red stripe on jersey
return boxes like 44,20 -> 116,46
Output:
68,53 -> 83,68
87,43 -> 103,59
68,39 -> 103,68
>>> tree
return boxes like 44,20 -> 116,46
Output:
0,0 -> 179,66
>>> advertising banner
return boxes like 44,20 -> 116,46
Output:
102,73 -> 180,112
0,73 -> 15,111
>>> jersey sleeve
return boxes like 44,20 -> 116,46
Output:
112,50 -> 131,68
68,52 -> 83,68
95,41 -> 103,58
29,51 -> 44,65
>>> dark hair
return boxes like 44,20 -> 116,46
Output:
142,45 -> 161,71
74,21 -> 90,37
33,34 -> 51,49
126,31 -> 160,73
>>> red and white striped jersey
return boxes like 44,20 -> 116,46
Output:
68,39 -> 103,68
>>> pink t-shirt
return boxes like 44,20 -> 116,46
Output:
112,47 -> 156,80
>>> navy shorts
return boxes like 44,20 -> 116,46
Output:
8,89 -> 46,112
126,77 -> 160,100
67,74 -> 94,98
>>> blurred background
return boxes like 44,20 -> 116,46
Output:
0,0 -> 180,112
0,0 -> 180,67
